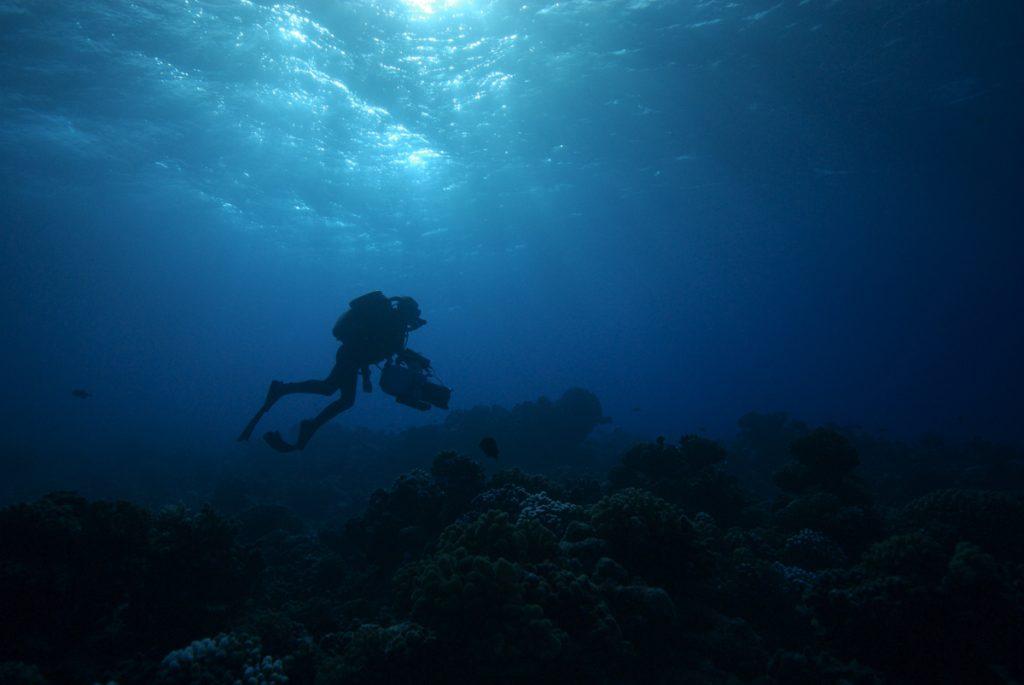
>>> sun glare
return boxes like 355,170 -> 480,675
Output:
401,0 -> 465,16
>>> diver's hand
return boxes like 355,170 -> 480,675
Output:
399,348 -> 431,369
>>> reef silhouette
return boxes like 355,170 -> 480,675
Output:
1,396 -> 1022,683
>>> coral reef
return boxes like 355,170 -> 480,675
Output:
2,406 -> 1022,684
316,622 -> 440,685
157,634 -> 287,685
609,435 -> 750,525
0,493 -> 261,683
771,428 -> 881,553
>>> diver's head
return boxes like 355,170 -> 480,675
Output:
390,296 -> 427,331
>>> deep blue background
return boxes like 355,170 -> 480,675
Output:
2,0 -> 1022,464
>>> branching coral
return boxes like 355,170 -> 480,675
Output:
4,412 -> 1022,685
771,429 -> 880,553
344,454 -> 489,569
0,493 -> 261,684
436,510 -> 558,564
316,622 -> 440,685
808,527 -> 1024,681
343,470 -> 445,568
0,661 -> 48,685
898,488 -> 1024,559
781,529 -> 847,570
590,488 -> 706,590
609,436 -> 749,524
395,550 -> 567,678
516,492 -> 585,537
157,633 -> 287,685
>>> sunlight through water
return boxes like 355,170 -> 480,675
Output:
401,0 -> 469,17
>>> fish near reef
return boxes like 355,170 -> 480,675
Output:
479,436 -> 500,459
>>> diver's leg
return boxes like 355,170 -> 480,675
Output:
273,379 -> 337,397
237,378 -> 337,442
263,370 -> 357,452
298,383 -> 357,448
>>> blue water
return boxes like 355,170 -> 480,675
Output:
2,0 -> 1022,459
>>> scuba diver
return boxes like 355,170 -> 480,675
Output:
238,291 -> 450,453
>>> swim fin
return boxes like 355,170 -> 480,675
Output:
237,409 -> 265,442
263,431 -> 297,453
238,381 -> 284,442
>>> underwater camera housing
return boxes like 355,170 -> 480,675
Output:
379,353 -> 451,411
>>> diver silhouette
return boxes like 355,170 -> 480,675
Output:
238,291 -> 450,452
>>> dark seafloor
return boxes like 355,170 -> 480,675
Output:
2,393 -> 1024,683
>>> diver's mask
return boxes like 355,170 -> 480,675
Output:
390,296 -> 427,331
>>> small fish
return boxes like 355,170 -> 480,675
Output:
479,436 -> 500,459
72,389 -> 91,399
